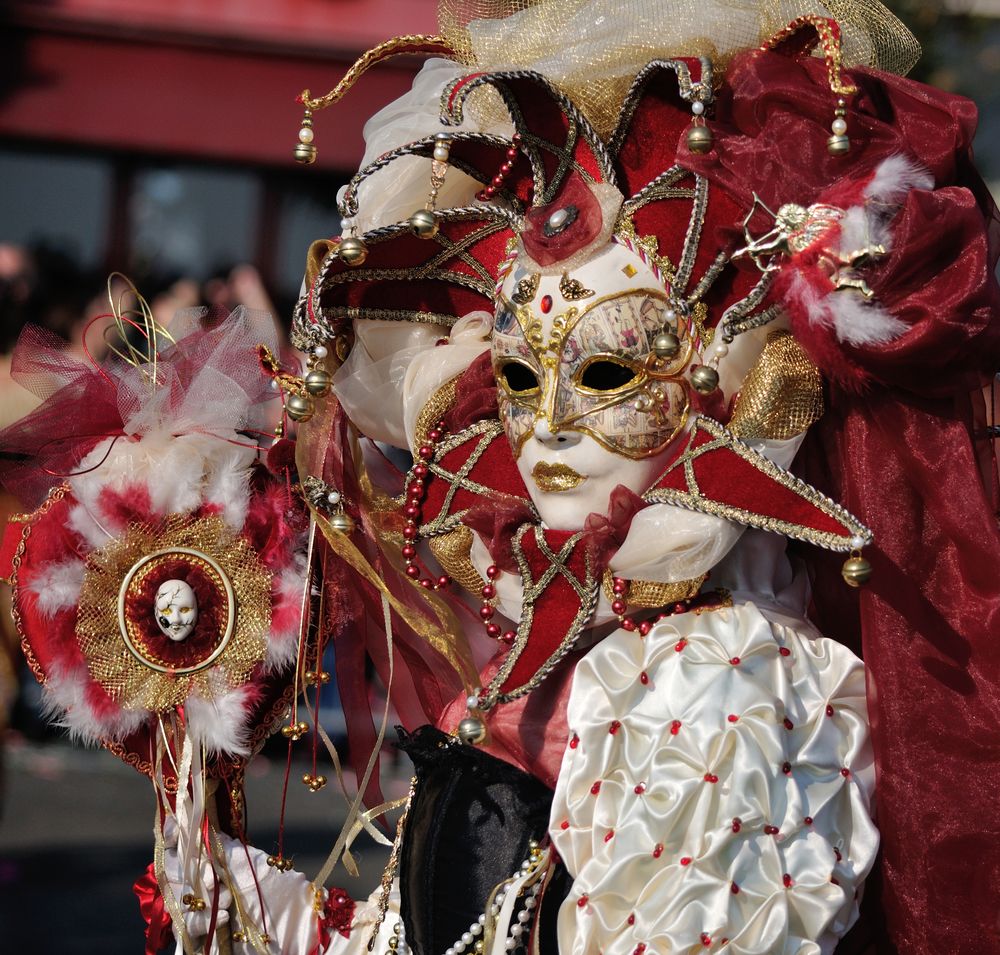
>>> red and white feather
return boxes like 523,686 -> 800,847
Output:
778,155 -> 933,348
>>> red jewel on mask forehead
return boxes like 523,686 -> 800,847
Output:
540,295 -> 553,314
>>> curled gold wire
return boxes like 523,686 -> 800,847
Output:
103,272 -> 176,389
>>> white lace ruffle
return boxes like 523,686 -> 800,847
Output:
549,601 -> 877,955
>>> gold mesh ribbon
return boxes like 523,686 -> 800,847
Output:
430,525 -> 489,595
601,569 -> 707,608
437,0 -> 919,139
728,329 -> 824,440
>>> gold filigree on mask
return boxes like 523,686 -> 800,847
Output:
493,288 -> 693,459
512,273 -> 541,305
559,272 -> 595,301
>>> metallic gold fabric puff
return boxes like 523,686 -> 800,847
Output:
728,329 -> 824,440
438,0 -> 919,139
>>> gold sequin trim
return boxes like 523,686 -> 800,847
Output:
601,569 -> 706,607
414,377 -> 459,451
429,526 -> 487,597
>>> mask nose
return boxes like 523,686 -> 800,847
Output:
533,418 -> 582,449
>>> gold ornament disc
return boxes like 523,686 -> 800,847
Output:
76,516 -> 272,713
117,548 -> 235,675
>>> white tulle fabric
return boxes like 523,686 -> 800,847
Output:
338,58 -> 512,235
549,601 -> 877,955
332,312 -> 494,452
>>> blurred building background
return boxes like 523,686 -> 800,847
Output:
0,0 -> 440,320
1,0 -> 999,313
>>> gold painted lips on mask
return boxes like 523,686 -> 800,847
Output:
531,461 -> 586,493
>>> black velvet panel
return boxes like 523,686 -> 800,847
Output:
397,725 -> 568,955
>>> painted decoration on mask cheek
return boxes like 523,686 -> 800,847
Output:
154,579 -> 199,642
492,322 -> 542,455
554,292 -> 688,457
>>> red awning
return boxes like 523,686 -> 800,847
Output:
0,0 -> 441,170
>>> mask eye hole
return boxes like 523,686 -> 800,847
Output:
498,360 -> 540,395
577,357 -> 639,393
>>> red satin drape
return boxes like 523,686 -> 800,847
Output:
696,46 -> 1000,955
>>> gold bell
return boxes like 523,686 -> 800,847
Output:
690,364 -> 720,395
304,368 -> 332,397
295,110 -> 317,165
285,392 -> 315,422
295,142 -> 318,164
652,331 -> 681,360
309,774 -> 328,792
408,208 -> 439,240
338,235 -> 369,267
827,134 -> 850,156
842,554 -> 873,587
328,511 -> 355,535
457,715 -> 487,746
827,99 -> 851,156
686,124 -> 714,155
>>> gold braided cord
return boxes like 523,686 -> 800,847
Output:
762,14 -> 857,95
437,0 -> 919,139
299,35 -> 455,112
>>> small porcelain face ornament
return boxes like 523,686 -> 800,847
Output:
492,240 -> 692,529
154,579 -> 198,642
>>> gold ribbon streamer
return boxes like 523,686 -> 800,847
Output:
295,379 -> 477,689
310,593 -> 397,893
312,508 -> 479,689
152,738 -> 200,955
315,723 -> 396,879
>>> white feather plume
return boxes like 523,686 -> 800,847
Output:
809,155 -> 933,346
69,432 -> 255,534
827,293 -> 909,346
26,558 -> 86,618
863,153 -> 934,205
41,665 -> 147,745
185,680 -> 256,756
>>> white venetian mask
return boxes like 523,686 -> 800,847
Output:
154,579 -> 198,642
492,241 -> 693,530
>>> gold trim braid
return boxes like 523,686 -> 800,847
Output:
299,35 -> 455,112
